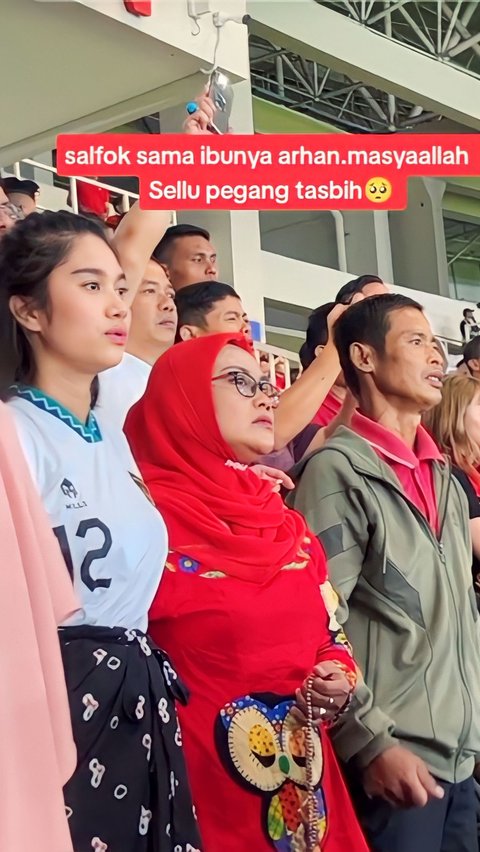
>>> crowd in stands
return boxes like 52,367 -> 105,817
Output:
2,90 -> 480,852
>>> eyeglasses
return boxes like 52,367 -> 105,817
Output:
0,202 -> 24,221
211,370 -> 280,404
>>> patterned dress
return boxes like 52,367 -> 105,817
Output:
148,536 -> 368,852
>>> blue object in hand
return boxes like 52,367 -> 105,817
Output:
186,102 -> 199,115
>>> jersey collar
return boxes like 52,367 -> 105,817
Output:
13,385 -> 103,444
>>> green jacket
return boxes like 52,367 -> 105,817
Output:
289,427 -> 480,783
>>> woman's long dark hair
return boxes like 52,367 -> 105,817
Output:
0,211 -> 113,404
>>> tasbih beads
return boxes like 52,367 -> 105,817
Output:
304,675 -> 318,852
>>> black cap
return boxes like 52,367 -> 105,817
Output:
463,336 -> 480,363
1,177 -> 39,200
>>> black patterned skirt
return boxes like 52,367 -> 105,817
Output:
59,625 -> 201,852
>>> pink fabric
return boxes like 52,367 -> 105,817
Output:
353,412 -> 442,533
0,403 -> 78,852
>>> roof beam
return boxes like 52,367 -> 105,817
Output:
247,1 -> 480,130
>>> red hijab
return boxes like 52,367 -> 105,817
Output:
124,334 -> 307,584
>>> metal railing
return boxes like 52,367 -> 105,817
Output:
8,159 -> 140,215
253,341 -> 301,389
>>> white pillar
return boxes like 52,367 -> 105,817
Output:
389,178 -> 449,297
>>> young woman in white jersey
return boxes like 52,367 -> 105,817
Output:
0,211 -> 200,852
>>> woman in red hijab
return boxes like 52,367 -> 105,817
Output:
125,334 -> 368,852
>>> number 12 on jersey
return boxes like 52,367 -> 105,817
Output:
53,519 -> 113,591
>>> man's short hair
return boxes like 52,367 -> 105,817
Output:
299,302 -> 335,370
175,281 -> 239,337
463,336 -> 480,369
334,293 -> 423,396
152,223 -> 211,264
463,308 -> 474,318
335,274 -> 384,306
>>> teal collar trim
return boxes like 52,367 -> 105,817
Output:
13,385 -> 102,444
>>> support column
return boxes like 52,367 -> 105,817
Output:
389,178 -> 449,296
342,211 -> 380,276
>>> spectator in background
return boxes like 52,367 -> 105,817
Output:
460,308 -> 480,343
68,178 -> 110,221
290,365 -> 300,383
463,336 -> 480,381
2,177 -> 39,216
175,281 -> 249,340
273,355 -> 287,390
153,223 -> 218,292
424,373 -> 480,604
336,274 -> 388,305
260,301 -> 361,472
259,352 -> 270,376
456,358 -> 470,376
98,258 -> 177,428
0,179 -> 24,238
290,294 -> 480,852
433,337 -> 448,375
0,200 -> 23,238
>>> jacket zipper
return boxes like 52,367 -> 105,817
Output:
360,461 -> 471,779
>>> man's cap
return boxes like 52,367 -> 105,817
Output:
1,177 -> 39,200
463,336 -> 480,362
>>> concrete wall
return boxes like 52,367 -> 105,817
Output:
259,211 -> 339,269
389,178 -> 449,297
259,250 -> 472,345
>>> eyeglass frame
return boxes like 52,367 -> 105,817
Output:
211,369 -> 280,405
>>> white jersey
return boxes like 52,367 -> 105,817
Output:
8,387 -> 167,632
98,353 -> 151,429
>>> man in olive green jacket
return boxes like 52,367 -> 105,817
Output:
290,293 -> 480,852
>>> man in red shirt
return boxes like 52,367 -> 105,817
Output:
290,294 -> 480,852
68,179 -> 110,220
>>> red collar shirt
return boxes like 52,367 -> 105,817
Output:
352,414 -> 443,533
